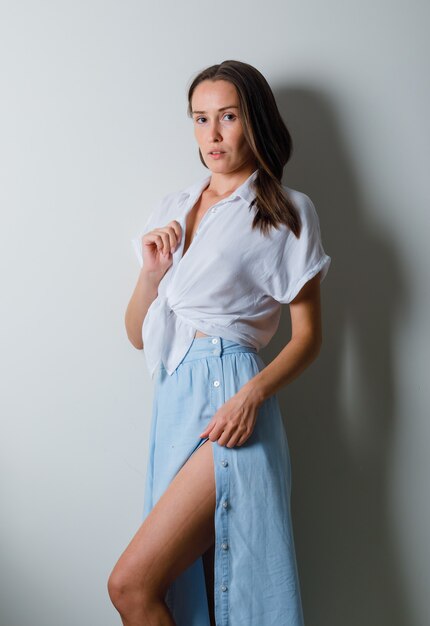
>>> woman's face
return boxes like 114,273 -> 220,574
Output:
190,79 -> 256,174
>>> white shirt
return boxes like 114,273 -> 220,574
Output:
131,169 -> 331,380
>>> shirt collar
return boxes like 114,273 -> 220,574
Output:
178,168 -> 259,205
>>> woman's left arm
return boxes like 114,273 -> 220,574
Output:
199,273 -> 324,448
243,272 -> 323,404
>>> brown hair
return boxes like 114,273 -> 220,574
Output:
187,59 -> 302,237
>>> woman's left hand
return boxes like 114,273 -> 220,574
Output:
199,383 -> 264,448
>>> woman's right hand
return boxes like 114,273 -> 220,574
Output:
141,220 -> 183,276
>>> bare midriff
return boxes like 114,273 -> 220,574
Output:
194,330 -> 210,338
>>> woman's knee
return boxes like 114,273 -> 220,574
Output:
107,556 -> 161,613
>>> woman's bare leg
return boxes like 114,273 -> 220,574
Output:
107,439 -> 216,626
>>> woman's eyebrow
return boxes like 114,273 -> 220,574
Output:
192,105 -> 239,114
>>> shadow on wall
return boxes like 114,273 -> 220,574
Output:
259,84 -> 409,626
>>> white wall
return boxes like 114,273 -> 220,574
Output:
1,1 -> 429,625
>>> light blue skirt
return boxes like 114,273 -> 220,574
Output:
142,335 -> 305,626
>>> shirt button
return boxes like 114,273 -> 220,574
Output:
213,380 -> 220,387
221,584 -> 228,592
221,542 -> 229,550
211,338 -> 218,344
222,500 -> 228,509
221,459 -> 228,467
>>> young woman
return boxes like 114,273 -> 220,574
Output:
108,60 -> 331,626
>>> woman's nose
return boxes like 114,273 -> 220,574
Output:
208,121 -> 222,141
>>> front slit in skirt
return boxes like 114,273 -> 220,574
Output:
142,335 -> 305,626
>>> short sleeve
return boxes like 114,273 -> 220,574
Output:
130,193 -> 172,268
265,194 -> 331,303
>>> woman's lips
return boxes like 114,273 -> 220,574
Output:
209,152 -> 226,159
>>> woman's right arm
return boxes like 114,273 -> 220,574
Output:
124,267 -> 165,349
125,219 -> 182,349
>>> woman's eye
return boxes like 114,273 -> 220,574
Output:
195,114 -> 236,124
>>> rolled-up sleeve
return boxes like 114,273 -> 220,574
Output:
264,195 -> 331,304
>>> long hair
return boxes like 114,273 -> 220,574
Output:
186,60 -> 302,237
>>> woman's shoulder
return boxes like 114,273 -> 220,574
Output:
154,174 -> 209,212
275,183 -> 325,246
281,183 -> 318,218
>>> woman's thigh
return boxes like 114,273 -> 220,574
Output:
110,438 -> 216,598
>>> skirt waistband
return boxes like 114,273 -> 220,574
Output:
177,334 -> 257,366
